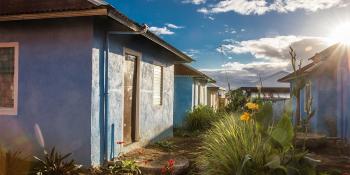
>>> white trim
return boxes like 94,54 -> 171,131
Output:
304,80 -> 312,112
0,42 -> 19,116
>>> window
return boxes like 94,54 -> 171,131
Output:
0,43 -> 18,115
304,81 -> 312,112
153,65 -> 163,105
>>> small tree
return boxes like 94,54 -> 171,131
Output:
225,89 -> 248,113
289,46 -> 305,126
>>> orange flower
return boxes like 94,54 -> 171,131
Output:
245,102 -> 259,110
240,112 -> 250,121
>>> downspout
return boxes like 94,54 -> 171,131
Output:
103,25 -> 149,162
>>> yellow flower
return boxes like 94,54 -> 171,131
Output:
240,112 -> 250,121
246,102 -> 259,110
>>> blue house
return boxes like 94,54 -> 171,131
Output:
0,0 -> 192,165
279,44 -> 350,141
173,64 -> 214,128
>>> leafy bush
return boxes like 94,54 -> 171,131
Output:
225,89 -> 248,113
0,148 -> 32,175
32,147 -> 82,175
185,105 -> 223,132
198,112 -> 317,175
106,160 -> 141,175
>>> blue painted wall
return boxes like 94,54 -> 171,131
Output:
174,76 -> 193,128
92,19 -> 176,165
291,53 -> 350,139
0,17 -> 94,165
0,16 -> 178,166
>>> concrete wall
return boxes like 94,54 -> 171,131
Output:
207,88 -> 219,110
174,76 -> 193,128
92,23 -> 176,164
193,79 -> 207,106
0,18 -> 94,165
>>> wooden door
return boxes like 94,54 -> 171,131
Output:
123,54 -> 137,145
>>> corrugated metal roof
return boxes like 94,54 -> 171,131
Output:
0,0 -> 104,15
0,0 -> 193,63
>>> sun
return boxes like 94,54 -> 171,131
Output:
328,22 -> 350,45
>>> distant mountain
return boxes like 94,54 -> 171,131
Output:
253,71 -> 290,88
202,70 -> 290,90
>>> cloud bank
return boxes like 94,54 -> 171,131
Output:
197,0 -> 348,15
203,35 -> 331,88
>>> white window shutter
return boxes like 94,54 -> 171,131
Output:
153,65 -> 163,105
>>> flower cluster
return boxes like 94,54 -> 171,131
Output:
240,102 -> 259,121
161,159 -> 175,175
246,102 -> 259,110
240,112 -> 250,121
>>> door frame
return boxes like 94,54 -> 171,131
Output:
123,47 -> 141,142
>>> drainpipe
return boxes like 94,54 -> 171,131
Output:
102,25 -> 149,162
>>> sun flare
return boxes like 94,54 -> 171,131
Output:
328,22 -> 350,45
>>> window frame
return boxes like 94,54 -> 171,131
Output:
153,65 -> 163,106
0,42 -> 19,116
304,80 -> 312,112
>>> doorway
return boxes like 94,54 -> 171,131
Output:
123,52 -> 140,145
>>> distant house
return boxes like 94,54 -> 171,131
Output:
207,83 -> 227,110
173,64 -> 214,128
239,87 -> 290,101
278,44 -> 350,140
0,0 -> 192,165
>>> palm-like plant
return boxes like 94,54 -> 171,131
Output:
32,147 -> 82,175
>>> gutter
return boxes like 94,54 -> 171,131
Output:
102,25 -> 149,162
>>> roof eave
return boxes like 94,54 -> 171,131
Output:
107,8 -> 193,63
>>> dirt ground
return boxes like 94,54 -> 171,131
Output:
122,135 -> 202,175
123,134 -> 350,175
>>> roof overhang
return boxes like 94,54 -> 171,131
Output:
0,0 -> 193,63
175,64 -> 216,83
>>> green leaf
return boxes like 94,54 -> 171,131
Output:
271,116 -> 294,148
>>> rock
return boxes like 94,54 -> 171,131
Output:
136,156 -> 189,175
295,133 -> 327,149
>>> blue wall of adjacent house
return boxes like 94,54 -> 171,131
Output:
294,75 -> 338,136
91,22 -> 176,165
174,76 -> 193,128
0,18 -> 94,165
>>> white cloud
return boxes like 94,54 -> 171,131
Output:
182,0 -> 206,5
219,35 -> 330,61
149,26 -> 174,35
197,0 -> 349,15
183,49 -> 200,58
203,35 -> 333,88
165,23 -> 185,29
201,60 -> 290,89
208,16 -> 215,20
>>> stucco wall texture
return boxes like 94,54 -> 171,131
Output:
91,25 -> 175,165
0,18 -> 93,165
174,76 -> 193,128
293,53 -> 350,141
0,17 -> 176,166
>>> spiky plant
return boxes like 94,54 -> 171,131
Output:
32,147 -> 82,175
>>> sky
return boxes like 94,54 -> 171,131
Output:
107,0 -> 350,89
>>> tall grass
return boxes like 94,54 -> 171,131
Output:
197,115 -> 273,175
185,105 -> 224,132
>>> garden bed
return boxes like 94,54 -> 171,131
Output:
122,135 -> 202,175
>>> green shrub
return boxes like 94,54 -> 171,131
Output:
198,114 -> 317,175
0,148 -> 32,175
32,147 -> 82,175
106,160 -> 141,175
185,105 -> 221,132
225,89 -> 248,113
